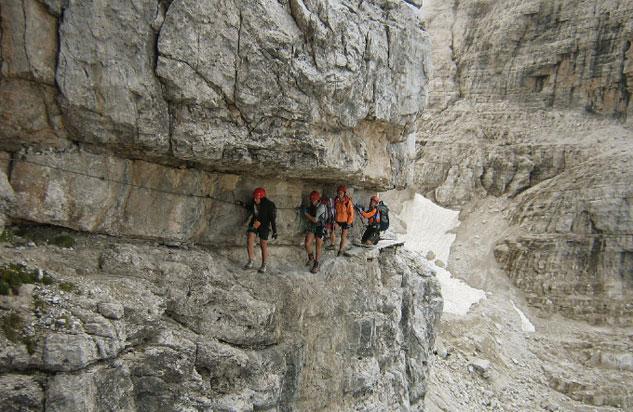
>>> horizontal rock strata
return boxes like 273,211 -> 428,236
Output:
418,0 -> 633,329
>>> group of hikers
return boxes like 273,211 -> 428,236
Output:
241,185 -> 389,274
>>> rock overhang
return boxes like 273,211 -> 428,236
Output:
54,0 -> 431,191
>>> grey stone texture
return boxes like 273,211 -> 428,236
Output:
417,0 -> 633,328
0,235 -> 442,411
0,0 -> 68,150
12,0 -> 429,189
0,374 -> 43,412
495,149 -> 633,326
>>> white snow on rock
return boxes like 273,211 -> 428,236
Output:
431,264 -> 487,316
399,193 -> 459,263
399,193 -> 486,316
511,300 -> 536,333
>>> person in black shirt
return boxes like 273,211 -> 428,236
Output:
243,187 -> 277,273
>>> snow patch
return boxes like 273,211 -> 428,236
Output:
399,193 -> 486,316
511,300 -> 536,333
432,264 -> 487,316
399,193 -> 459,263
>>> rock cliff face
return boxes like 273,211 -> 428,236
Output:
0,1 -> 442,410
417,0 -> 633,326
2,0 -> 431,190
0,233 -> 441,411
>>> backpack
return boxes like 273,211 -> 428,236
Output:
376,201 -> 389,231
320,197 -> 335,225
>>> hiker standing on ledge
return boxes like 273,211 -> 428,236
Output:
304,191 -> 327,273
334,185 -> 354,256
243,187 -> 277,273
359,195 -> 382,245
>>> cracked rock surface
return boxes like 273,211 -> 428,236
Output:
3,0 -> 432,190
0,229 -> 441,411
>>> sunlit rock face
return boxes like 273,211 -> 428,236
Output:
0,236 -> 442,411
46,0 -> 430,189
414,0 -> 633,325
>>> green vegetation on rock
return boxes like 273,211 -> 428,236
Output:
58,281 -> 77,293
0,229 -> 15,243
0,264 -> 53,295
1,312 -> 23,343
50,234 -> 76,248
1,312 -> 37,354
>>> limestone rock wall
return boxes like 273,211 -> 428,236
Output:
494,150 -> 633,325
1,0 -> 431,190
424,0 -> 633,121
9,149 -> 303,245
417,0 -> 633,326
417,0 -> 633,207
0,235 -> 442,411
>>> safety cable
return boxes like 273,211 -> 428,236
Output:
11,159 -> 633,239
14,158 -> 300,210
13,157 -> 632,210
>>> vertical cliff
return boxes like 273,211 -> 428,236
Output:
0,1 -> 442,410
418,1 -> 633,409
417,0 -> 633,325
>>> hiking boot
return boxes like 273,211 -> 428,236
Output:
306,254 -> 314,266
310,261 -> 320,273
258,264 -> 267,273
243,260 -> 254,269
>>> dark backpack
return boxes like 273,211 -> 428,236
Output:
376,201 -> 389,231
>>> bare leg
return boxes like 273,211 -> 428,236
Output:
339,228 -> 349,253
315,237 -> 324,262
330,227 -> 336,247
246,232 -> 256,260
305,232 -> 315,259
260,240 -> 269,265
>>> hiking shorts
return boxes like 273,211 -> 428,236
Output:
336,221 -> 352,230
247,225 -> 270,240
306,224 -> 326,240
362,226 -> 380,245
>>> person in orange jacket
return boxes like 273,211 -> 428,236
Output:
359,195 -> 382,245
334,185 -> 354,256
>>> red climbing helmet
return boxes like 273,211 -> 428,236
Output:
309,190 -> 320,202
252,187 -> 266,199
337,185 -> 347,194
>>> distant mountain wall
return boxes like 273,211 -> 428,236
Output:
417,0 -> 633,325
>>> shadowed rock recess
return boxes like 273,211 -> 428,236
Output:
0,0 -> 442,411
